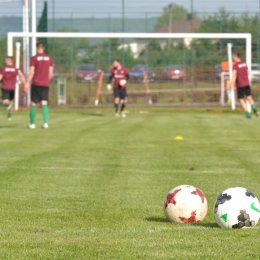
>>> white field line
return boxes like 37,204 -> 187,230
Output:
55,226 -> 260,234
0,166 -> 92,171
146,226 -> 260,231
0,166 -> 246,174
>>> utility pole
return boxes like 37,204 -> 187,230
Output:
70,13 -> 74,81
145,12 -> 148,32
108,13 -> 111,67
22,0 -> 30,73
190,0 -> 194,104
121,0 -> 125,65
31,0 -> 36,55
52,0 -> 55,65
52,0 -> 55,32
168,4 -> 173,49
257,0 -> 260,63
22,0 -> 30,106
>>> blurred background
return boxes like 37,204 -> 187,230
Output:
1,0 -> 260,107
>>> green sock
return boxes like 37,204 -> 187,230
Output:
42,105 -> 49,124
252,104 -> 257,111
30,106 -> 37,124
7,103 -> 11,118
246,111 -> 251,117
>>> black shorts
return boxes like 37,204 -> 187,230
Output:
114,88 -> 128,100
2,89 -> 15,101
31,85 -> 49,103
237,86 -> 251,99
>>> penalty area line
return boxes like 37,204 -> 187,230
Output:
0,166 -> 245,174
0,166 -> 93,171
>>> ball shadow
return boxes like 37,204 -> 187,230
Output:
146,217 -> 219,228
197,222 -> 219,228
145,217 -> 168,223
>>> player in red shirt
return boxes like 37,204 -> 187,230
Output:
0,56 -> 26,120
24,41 -> 54,129
107,59 -> 129,117
231,53 -> 258,119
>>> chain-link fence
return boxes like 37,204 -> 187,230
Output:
12,36 -> 250,108
1,0 -> 260,107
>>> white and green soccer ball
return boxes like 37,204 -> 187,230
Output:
214,187 -> 260,229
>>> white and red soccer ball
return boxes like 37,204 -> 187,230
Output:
164,185 -> 208,223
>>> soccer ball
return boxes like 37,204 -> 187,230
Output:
164,185 -> 208,223
214,187 -> 260,229
119,79 -> 127,86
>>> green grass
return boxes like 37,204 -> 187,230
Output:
1,107 -> 260,259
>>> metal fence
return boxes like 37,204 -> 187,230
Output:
1,0 -> 260,107
13,37 -> 251,108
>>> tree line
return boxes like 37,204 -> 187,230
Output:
1,4 -> 259,71
48,6 -> 259,70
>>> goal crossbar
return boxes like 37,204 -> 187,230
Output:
7,32 -> 252,68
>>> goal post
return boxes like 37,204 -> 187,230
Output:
14,42 -> 21,111
7,32 -> 252,109
227,43 -> 236,110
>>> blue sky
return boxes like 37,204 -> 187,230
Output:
0,0 -> 259,18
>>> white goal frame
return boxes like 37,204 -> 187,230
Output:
7,32 -> 252,110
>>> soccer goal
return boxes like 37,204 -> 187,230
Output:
220,43 -> 251,111
7,32 -> 252,110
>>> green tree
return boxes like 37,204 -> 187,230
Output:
154,4 -> 189,30
162,42 -> 191,67
0,37 -> 7,66
198,8 -> 237,33
48,27 -> 79,69
196,8 -> 242,65
137,39 -> 192,68
37,1 -> 48,51
78,38 -> 121,70
88,39 -> 138,70
140,40 -> 163,66
196,8 -> 260,64
238,13 -> 258,60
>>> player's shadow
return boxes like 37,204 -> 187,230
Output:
0,125 -> 16,129
145,217 -> 168,223
80,112 -> 104,117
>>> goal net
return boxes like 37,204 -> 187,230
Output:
7,32 -> 252,109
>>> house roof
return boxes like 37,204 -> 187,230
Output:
152,20 -> 201,33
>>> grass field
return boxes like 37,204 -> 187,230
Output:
1,107 -> 260,259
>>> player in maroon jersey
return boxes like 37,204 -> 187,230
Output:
24,41 -> 54,129
0,56 -> 26,120
107,59 -> 129,117
231,53 -> 258,119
